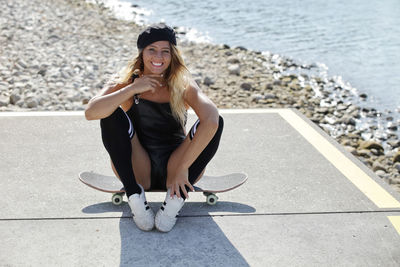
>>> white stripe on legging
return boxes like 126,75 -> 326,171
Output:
122,110 -> 134,139
191,119 -> 200,139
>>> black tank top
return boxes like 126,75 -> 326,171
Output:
125,77 -> 187,189
126,97 -> 186,149
126,74 -> 186,150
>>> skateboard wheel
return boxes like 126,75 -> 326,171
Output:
112,193 -> 124,205
206,194 -> 218,205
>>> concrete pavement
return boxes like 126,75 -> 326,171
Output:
1,109 -> 400,266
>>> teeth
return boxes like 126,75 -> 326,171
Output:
152,62 -> 162,66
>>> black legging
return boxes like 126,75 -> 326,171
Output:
100,107 -> 224,198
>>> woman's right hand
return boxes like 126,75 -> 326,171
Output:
128,74 -> 164,95
85,74 -> 164,120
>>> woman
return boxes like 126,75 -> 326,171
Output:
85,24 -> 223,232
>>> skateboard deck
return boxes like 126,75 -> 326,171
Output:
79,171 -> 247,205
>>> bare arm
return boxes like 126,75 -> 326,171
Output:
84,75 -> 162,120
180,80 -> 219,169
167,78 -> 220,198
84,82 -> 133,120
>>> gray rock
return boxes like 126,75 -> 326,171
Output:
228,64 -> 240,75
252,94 -> 263,102
340,115 -> 356,126
10,91 -> 21,104
357,149 -> 371,158
265,83 -> 273,90
316,107 -> 330,114
79,86 -> 91,93
394,163 -> 400,173
394,152 -> 400,163
38,67 -> 47,76
387,140 -> 400,148
323,116 -> 338,125
203,77 -> 215,86
375,170 -> 387,177
235,46 -> 247,51
372,162 -> 387,172
0,96 -> 9,107
16,59 -> 28,69
337,104 -> 348,111
227,58 -> 240,64
67,93 -> 82,102
359,140 -> 384,151
82,96 -> 91,105
264,93 -> 277,100
344,146 -> 357,155
387,122 -> 398,131
25,97 -> 39,108
16,100 -> 24,107
240,83 -> 252,91
370,148 -> 382,156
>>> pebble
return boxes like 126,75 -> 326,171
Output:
0,96 -> 8,107
264,93 -> 277,100
359,140 -> 384,151
388,140 -> 400,148
394,163 -> 400,173
387,122 -> 398,131
375,170 -> 388,178
228,64 -> 240,75
25,97 -> 38,108
240,83 -> 252,91
372,162 -> 387,173
357,149 -> 372,158
344,146 -> 357,155
394,152 -> 400,163
203,77 -> 215,86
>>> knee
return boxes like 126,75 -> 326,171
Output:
100,107 -> 124,129
100,108 -> 134,138
208,115 -> 223,145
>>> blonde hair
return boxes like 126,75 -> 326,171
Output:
115,44 -> 190,127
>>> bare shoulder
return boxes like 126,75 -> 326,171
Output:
183,77 -> 203,101
184,77 -> 217,117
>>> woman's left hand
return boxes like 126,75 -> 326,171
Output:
166,167 -> 194,199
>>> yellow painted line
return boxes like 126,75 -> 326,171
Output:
388,216 -> 400,235
278,109 -> 400,209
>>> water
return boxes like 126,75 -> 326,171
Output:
101,0 -> 400,113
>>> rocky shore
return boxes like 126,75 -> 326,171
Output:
1,0 -> 399,192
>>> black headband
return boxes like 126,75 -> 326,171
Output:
137,24 -> 177,50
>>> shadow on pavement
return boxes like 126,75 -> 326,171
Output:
81,201 -> 254,266
118,216 -> 250,266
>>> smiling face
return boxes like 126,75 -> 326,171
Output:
142,41 -> 172,75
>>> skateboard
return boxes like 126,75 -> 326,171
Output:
79,171 -> 247,206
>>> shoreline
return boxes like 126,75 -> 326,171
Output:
1,0 -> 399,192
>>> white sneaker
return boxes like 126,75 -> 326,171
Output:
128,184 -> 155,231
155,189 -> 185,232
